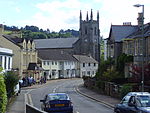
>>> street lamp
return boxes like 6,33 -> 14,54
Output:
133,4 -> 144,92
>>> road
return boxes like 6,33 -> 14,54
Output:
29,78 -> 114,113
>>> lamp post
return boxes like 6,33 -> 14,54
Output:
133,4 -> 144,92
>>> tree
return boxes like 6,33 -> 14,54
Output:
4,71 -> 19,98
116,53 -> 133,73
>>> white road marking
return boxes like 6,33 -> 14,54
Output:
76,111 -> 80,113
28,94 -> 33,106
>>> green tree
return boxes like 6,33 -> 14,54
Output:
116,53 -> 133,73
4,71 -> 19,98
0,68 -> 7,113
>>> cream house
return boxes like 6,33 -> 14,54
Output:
38,49 -> 77,79
0,24 -> 38,79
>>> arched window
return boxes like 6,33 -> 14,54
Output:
85,27 -> 87,34
94,27 -> 97,35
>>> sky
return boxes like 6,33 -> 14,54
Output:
0,0 -> 149,38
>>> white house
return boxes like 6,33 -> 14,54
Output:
38,49 -> 77,79
73,55 -> 98,77
0,47 -> 13,72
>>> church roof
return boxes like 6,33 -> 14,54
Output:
73,55 -> 98,63
34,38 -> 79,49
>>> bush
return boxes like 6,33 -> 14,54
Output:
120,83 -> 132,99
4,71 -> 19,98
95,80 -> 105,92
0,68 -> 7,113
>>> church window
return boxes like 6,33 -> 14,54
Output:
94,27 -> 97,35
85,27 -> 87,34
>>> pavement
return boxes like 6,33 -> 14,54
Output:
6,79 -> 120,113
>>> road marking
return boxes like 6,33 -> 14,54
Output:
53,88 -> 56,93
76,111 -> 80,113
28,94 -> 33,106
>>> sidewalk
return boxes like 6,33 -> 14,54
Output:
77,84 -> 120,108
6,80 -> 56,113
6,79 -> 120,113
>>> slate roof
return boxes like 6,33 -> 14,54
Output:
2,34 -> 22,47
73,55 -> 98,63
27,63 -> 43,70
34,38 -> 79,49
38,49 -> 77,61
125,23 -> 150,39
109,25 -> 138,42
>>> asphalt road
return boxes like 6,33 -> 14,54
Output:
29,79 -> 114,113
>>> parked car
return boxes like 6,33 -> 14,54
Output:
114,92 -> 150,113
40,93 -> 73,113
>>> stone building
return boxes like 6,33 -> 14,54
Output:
73,10 -> 100,62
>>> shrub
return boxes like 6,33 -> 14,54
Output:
95,80 -> 105,92
4,71 -> 19,98
0,68 -> 7,113
120,83 -> 132,99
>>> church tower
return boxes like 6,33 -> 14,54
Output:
77,9 -> 100,62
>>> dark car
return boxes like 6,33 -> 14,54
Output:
40,93 -> 73,113
114,92 -> 150,113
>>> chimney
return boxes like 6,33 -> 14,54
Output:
123,22 -> 131,26
0,24 -> 4,34
137,13 -> 143,27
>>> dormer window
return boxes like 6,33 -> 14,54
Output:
27,41 -> 31,51
32,42 -> 35,51
23,39 -> 26,50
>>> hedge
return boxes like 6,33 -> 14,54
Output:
0,73 -> 7,113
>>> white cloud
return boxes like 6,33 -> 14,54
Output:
15,7 -> 21,13
18,0 -> 150,38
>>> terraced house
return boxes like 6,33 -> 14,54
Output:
123,22 -> 150,77
107,13 -> 150,79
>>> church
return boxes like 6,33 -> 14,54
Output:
34,9 -> 100,62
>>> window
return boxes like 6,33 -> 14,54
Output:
43,61 -> 46,65
52,70 -> 56,76
52,61 -> 54,65
92,71 -> 95,75
94,63 -> 96,67
88,63 -> 90,66
85,27 -> 87,34
47,61 -> 49,65
55,62 -> 57,65
83,63 -> 85,67
121,96 -> 130,105
8,57 -> 10,69
94,27 -> 97,35
0,56 -> 2,67
87,71 -> 90,76
4,56 -> 7,69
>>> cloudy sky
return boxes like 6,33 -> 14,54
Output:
0,0 -> 149,38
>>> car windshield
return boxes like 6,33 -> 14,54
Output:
47,94 -> 68,101
137,95 -> 150,107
